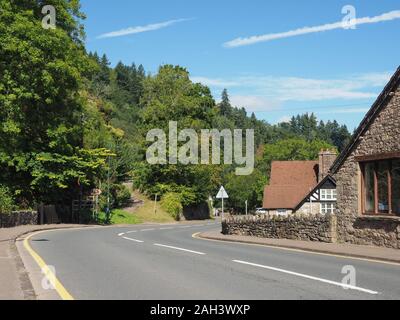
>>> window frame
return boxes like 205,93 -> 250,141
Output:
360,158 -> 400,216
320,189 -> 337,201
320,202 -> 335,214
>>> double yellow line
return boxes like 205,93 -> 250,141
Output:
23,231 -> 74,300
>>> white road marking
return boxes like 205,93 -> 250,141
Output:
154,243 -> 206,255
159,227 -> 174,230
126,230 -> 138,234
122,237 -> 144,243
118,233 -> 125,236
179,226 -> 192,228
233,260 -> 379,295
140,228 -> 156,232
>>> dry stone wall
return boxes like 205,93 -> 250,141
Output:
222,214 -> 337,243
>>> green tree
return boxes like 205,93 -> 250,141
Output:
260,138 -> 336,178
0,0 -> 109,205
219,89 -> 232,117
225,169 -> 266,213
133,65 -> 217,205
0,185 -> 14,215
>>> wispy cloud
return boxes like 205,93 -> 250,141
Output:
224,10 -> 400,47
230,95 -> 281,112
192,71 -> 391,113
190,77 -> 240,88
192,72 -> 391,102
97,18 -> 192,39
319,107 -> 370,114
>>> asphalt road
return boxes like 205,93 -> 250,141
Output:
25,222 -> 400,300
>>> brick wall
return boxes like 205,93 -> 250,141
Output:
334,85 -> 400,249
222,214 -> 337,243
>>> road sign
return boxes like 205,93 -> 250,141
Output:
216,186 -> 229,199
216,186 -> 229,218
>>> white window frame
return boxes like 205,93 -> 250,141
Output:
320,203 -> 335,214
320,189 -> 337,201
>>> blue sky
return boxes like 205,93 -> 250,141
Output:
82,0 -> 400,130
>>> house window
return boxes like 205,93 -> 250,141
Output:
320,189 -> 337,201
321,203 -> 335,214
277,209 -> 288,215
361,159 -> 400,215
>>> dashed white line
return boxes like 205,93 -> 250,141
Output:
118,232 -> 125,236
154,243 -> 206,255
140,228 -> 156,232
179,226 -> 192,229
122,237 -> 144,243
159,227 -> 174,230
126,230 -> 138,234
232,260 -> 379,295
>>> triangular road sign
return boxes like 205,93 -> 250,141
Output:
216,186 -> 229,199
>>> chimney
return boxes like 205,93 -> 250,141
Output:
318,149 -> 337,181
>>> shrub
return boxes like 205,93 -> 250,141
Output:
161,192 -> 183,221
112,184 -> 132,208
99,184 -> 132,211
0,185 -> 14,215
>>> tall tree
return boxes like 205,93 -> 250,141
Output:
0,0 -> 109,204
219,89 -> 232,117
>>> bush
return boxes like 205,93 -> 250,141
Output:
112,184 -> 132,208
0,185 -> 14,215
99,184 -> 131,211
161,192 -> 183,221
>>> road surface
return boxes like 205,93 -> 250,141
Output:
21,222 -> 400,300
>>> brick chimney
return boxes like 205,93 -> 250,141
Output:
318,149 -> 337,181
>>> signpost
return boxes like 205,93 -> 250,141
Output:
154,194 -> 158,215
216,186 -> 229,218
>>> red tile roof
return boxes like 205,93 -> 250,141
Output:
263,161 -> 319,210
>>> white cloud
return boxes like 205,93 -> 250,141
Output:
192,72 -> 391,102
97,18 -> 192,39
277,116 -> 292,123
224,10 -> 400,47
229,95 -> 281,112
191,76 -> 240,88
319,107 -> 370,114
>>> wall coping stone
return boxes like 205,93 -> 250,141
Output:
356,216 -> 400,222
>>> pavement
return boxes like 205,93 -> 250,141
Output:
197,230 -> 400,264
0,224 -> 93,300
14,222 -> 400,300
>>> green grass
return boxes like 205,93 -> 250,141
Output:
97,191 -> 176,225
98,209 -> 142,225
132,191 -> 176,224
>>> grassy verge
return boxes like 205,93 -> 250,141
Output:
132,191 -> 176,224
98,209 -> 142,225
98,191 -> 176,225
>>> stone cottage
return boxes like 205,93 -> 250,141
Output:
262,150 -> 337,215
330,66 -> 400,249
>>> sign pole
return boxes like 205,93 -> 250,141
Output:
216,186 -> 228,219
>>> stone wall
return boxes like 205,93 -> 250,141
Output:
222,214 -> 337,243
0,211 -> 39,228
334,83 -> 400,249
